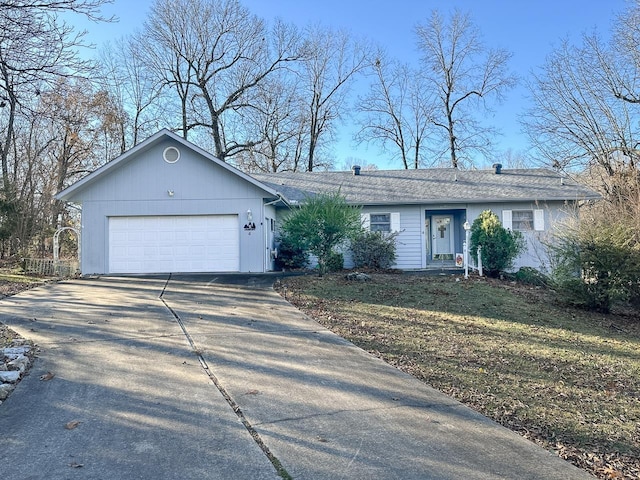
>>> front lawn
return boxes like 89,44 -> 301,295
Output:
277,273 -> 640,480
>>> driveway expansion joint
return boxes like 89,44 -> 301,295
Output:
159,275 -> 292,480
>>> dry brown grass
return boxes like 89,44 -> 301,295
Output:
278,273 -> 640,480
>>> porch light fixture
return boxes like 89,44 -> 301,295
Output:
167,190 -> 174,197
247,209 -> 253,222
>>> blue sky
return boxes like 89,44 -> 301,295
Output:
78,0 -> 628,169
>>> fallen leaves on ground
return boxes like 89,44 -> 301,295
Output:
278,273 -> 640,480
64,420 -> 81,430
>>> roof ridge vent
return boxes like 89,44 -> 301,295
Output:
352,165 -> 361,176
492,163 -> 502,174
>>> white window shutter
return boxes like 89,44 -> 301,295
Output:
533,209 -> 544,231
361,213 -> 370,230
390,212 -> 401,232
502,210 -> 513,230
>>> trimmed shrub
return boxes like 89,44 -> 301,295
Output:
470,210 -> 525,278
350,231 -> 398,270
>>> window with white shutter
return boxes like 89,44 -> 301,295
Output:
361,213 -> 370,230
533,209 -> 544,231
362,212 -> 400,232
502,210 -> 513,230
503,209 -> 544,231
390,212 -> 401,232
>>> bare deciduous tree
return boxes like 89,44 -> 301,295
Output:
140,0 -> 302,162
605,0 -> 640,105
524,38 -> 638,179
238,73 -> 308,172
355,53 -> 434,169
301,25 -> 370,171
522,0 -> 640,220
415,9 -> 516,168
0,0 -> 112,256
3,77 -> 121,256
0,0 -> 113,194
99,37 -> 165,151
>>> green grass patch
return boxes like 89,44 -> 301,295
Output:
0,269 -> 47,299
0,272 -> 45,283
279,273 -> 640,479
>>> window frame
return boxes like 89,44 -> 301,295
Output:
370,213 -> 391,232
502,209 -> 544,232
361,212 -> 401,233
512,210 -> 534,231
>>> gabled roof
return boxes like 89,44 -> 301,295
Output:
252,168 -> 600,205
56,129 -> 282,201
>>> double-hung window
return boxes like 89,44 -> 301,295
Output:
370,213 -> 391,232
361,212 -> 401,233
502,209 -> 544,231
512,210 -> 534,231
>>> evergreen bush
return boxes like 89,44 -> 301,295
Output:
470,210 -> 525,278
274,233 -> 309,270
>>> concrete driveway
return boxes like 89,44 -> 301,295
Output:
0,275 -> 593,480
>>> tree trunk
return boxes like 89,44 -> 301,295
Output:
0,89 -> 17,196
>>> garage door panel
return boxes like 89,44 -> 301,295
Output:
109,215 -> 240,274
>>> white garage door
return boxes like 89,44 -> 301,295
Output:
109,215 -> 239,274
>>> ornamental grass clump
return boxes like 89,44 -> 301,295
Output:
280,192 -> 361,275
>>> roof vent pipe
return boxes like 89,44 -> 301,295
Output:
352,165 -> 361,176
492,163 -> 502,174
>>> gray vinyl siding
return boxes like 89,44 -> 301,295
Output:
465,201 -> 570,272
392,206 -> 423,270
68,139 -> 271,274
356,201 -> 570,272
356,205 -> 423,270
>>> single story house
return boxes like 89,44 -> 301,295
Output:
56,129 -> 599,275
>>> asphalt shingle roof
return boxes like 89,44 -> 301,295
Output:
252,168 -> 599,205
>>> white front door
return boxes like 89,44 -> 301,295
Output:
431,215 -> 454,260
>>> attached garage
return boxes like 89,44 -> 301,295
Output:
56,130 -> 283,275
108,215 -> 240,274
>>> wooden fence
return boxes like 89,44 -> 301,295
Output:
23,258 -> 79,277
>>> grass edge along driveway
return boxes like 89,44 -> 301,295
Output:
277,273 -> 640,480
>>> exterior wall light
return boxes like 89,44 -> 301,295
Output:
244,209 -> 256,232
168,190 -> 174,197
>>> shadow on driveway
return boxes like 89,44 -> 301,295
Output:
0,276 -> 593,480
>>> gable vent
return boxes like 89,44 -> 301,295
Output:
163,146 -> 180,163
